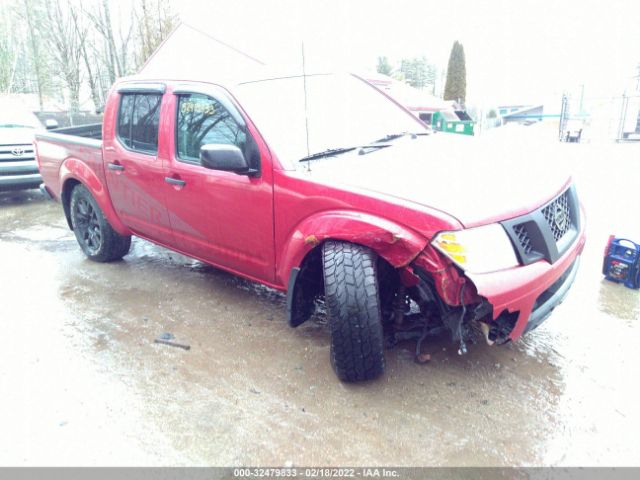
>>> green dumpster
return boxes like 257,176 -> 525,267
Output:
432,110 -> 475,136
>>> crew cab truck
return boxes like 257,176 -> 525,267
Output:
36,72 -> 586,382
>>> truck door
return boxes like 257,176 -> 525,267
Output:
103,84 -> 173,243
162,85 -> 275,283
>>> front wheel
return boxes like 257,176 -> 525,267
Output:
322,240 -> 386,382
70,184 -> 131,262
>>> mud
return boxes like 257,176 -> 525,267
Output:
1,134 -> 639,466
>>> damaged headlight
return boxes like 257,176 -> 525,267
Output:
432,224 -> 519,274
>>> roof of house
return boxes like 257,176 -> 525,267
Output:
139,23 -> 267,83
500,104 -> 544,118
364,74 -> 449,111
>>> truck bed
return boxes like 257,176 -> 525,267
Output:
35,123 -> 104,200
49,123 -> 103,140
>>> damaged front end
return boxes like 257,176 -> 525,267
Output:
382,245 -> 503,362
287,186 -> 586,362
387,215 -> 585,362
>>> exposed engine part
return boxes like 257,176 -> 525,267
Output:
416,352 -> 431,364
412,280 -> 442,311
456,284 -> 468,355
386,313 -> 440,348
387,268 -> 495,361
491,311 -> 519,344
480,322 -> 495,346
415,322 -> 431,362
378,258 -> 402,325
472,301 -> 493,322
466,299 -> 495,345
393,285 -> 407,326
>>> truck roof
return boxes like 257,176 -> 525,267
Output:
121,65 -> 341,91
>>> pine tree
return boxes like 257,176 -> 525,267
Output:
444,41 -> 467,103
376,56 -> 393,76
399,56 -> 436,90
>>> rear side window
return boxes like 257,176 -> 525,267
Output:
117,93 -> 162,154
176,94 -> 246,162
117,95 -> 134,144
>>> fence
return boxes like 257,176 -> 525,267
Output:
559,93 -> 640,142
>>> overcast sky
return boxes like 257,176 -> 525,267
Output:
178,0 -> 640,106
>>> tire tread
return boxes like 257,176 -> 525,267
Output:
322,240 -> 385,382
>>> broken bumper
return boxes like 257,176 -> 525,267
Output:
466,220 -> 586,341
523,255 -> 580,334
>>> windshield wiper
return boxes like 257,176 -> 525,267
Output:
298,143 -> 394,163
373,132 -> 429,143
357,144 -> 391,155
298,147 -> 357,162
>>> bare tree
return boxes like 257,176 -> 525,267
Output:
85,0 -> 135,83
0,0 -> 179,111
19,0 -> 48,109
0,15 -> 19,92
44,0 -> 84,114
69,1 -> 103,110
135,0 -> 178,68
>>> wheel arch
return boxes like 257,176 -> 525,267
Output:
283,210 -> 428,327
61,178 -> 81,230
59,158 -> 130,235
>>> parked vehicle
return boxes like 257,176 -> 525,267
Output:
0,107 -> 42,191
35,72 -> 586,382
0,103 -> 58,191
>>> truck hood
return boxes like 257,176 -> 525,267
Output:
299,135 -> 571,228
0,127 -> 37,146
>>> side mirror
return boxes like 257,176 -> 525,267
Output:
45,119 -> 59,130
200,144 -> 257,176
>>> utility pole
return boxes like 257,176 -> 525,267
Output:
617,92 -> 628,142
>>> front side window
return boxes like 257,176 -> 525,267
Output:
176,94 -> 246,162
117,93 -> 162,154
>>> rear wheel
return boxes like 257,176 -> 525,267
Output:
70,184 -> 131,262
322,240 -> 385,382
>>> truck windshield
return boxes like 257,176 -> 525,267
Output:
234,73 -> 427,170
0,108 -> 41,129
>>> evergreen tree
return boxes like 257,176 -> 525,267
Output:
399,56 -> 436,90
444,41 -> 467,103
376,56 -> 393,76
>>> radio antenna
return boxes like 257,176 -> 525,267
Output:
302,41 -> 311,172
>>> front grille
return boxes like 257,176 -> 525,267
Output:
542,191 -> 572,241
502,185 -> 580,265
0,144 -> 35,163
513,224 -> 533,254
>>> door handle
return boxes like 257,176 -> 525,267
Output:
165,176 -> 186,187
107,163 -> 125,171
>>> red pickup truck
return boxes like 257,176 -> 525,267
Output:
36,72 -> 586,382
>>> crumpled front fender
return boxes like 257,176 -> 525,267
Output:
277,210 -> 428,287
